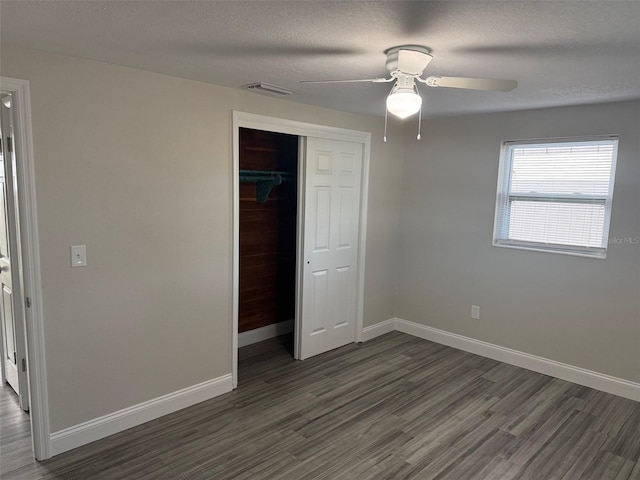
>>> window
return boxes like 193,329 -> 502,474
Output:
493,136 -> 618,258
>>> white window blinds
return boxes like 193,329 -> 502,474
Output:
493,137 -> 618,258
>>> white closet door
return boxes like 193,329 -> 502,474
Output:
299,137 -> 362,359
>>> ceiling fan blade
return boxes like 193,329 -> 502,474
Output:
300,78 -> 393,84
397,49 -> 433,75
423,76 -> 517,91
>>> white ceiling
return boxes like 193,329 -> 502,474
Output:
1,1 -> 639,118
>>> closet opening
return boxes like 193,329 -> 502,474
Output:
237,128 -> 299,365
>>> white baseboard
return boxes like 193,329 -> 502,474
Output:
363,318 -> 640,402
50,373 -> 233,456
361,318 -> 396,342
238,320 -> 293,347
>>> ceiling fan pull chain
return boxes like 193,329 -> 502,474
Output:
384,81 -> 395,142
415,84 -> 422,140
383,107 -> 388,143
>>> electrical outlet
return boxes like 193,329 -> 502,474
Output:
471,305 -> 480,320
71,245 -> 87,267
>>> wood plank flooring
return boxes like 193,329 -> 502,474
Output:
1,332 -> 639,479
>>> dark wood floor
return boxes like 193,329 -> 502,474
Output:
2,332 -> 640,479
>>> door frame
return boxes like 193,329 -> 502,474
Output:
231,111 -> 371,388
0,77 -> 50,460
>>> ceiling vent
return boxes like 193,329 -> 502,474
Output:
243,82 -> 294,97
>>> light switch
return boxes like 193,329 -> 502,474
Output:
71,245 -> 87,267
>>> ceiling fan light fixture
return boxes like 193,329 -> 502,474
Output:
386,88 -> 422,119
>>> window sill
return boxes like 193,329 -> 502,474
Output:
493,240 -> 607,259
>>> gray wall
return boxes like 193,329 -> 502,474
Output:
397,101 -> 640,383
0,46 -> 405,431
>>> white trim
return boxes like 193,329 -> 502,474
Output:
363,318 -> 639,401
361,318 -> 396,342
493,240 -> 607,260
0,77 -> 51,459
232,111 -> 371,387
293,137 -> 306,361
393,318 -> 640,402
231,113 -> 240,388
355,136 -> 370,343
232,112 -> 372,143
50,374 -> 233,456
238,320 -> 294,348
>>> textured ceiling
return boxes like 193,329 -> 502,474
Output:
1,1 -> 639,118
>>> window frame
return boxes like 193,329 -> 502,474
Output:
492,135 -> 619,259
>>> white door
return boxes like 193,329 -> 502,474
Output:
299,137 -> 363,359
0,94 -> 29,411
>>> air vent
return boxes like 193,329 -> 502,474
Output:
243,82 -> 294,97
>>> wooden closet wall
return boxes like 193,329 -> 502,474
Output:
239,128 -> 298,333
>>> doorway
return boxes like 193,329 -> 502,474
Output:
0,92 -> 30,411
237,128 -> 298,358
232,112 -> 371,388
0,76 -> 49,460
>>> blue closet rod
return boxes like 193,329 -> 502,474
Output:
239,169 -> 295,203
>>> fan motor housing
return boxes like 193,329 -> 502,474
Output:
385,45 -> 431,73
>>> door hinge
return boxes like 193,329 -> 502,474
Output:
13,351 -> 17,364
25,296 -> 31,308
6,137 -> 13,154
21,357 -> 26,372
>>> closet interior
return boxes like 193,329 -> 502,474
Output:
238,128 -> 298,355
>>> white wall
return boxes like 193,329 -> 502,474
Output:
397,101 -> 640,383
0,46 -> 405,432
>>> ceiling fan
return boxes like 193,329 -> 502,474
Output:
301,45 -> 517,141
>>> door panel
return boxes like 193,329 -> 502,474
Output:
333,266 -> 350,328
300,137 -> 362,359
2,282 -> 19,390
313,187 -> 331,250
310,270 -> 329,335
338,188 -> 354,248
0,184 -> 8,257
